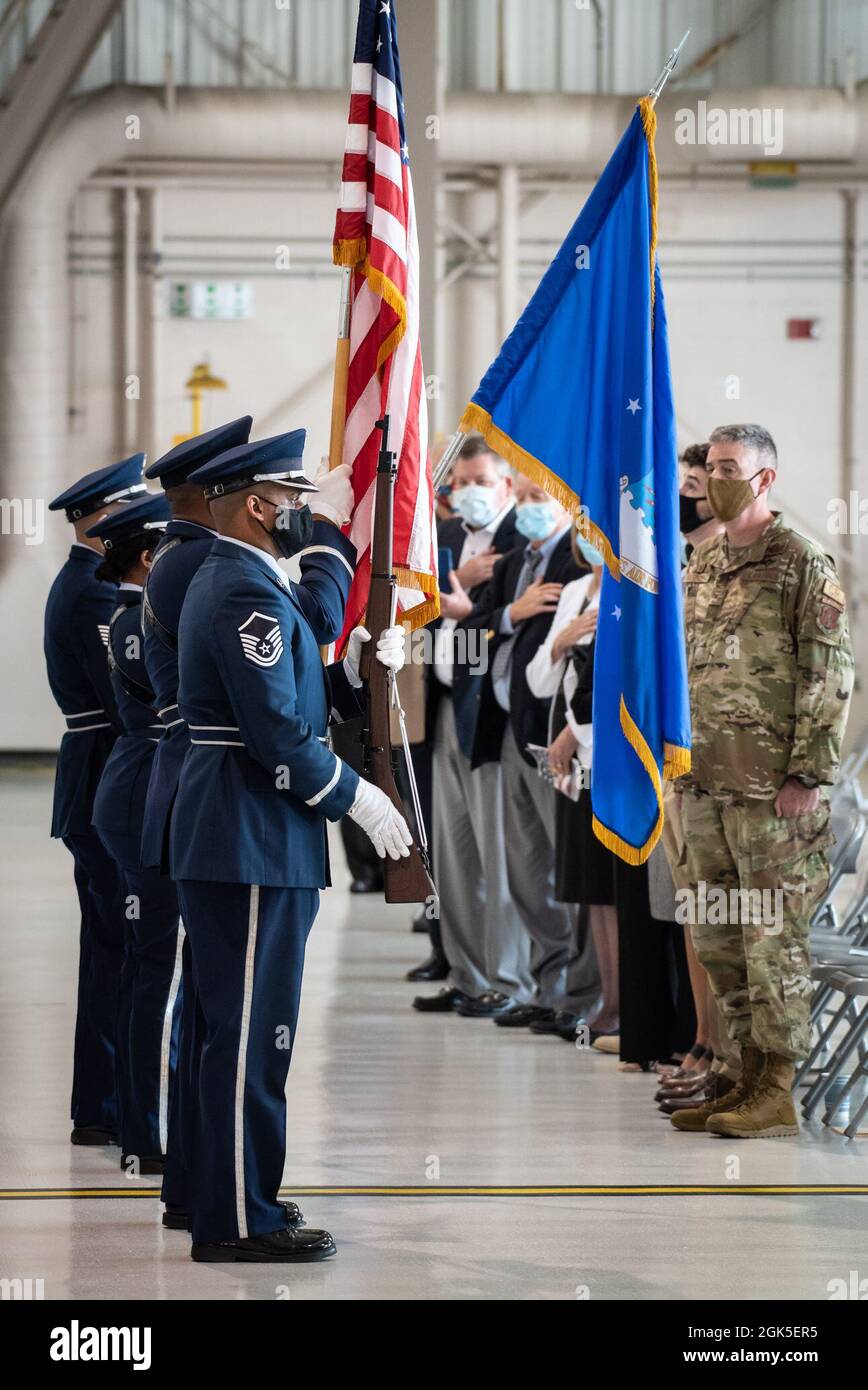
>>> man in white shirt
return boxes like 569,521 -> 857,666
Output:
413,438 -> 535,1015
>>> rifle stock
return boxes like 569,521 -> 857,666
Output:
359,416 -> 437,906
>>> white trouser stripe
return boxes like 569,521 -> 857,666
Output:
235,886 -> 260,1239
158,921 -> 185,1153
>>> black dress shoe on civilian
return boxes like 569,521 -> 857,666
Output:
406,949 -> 450,982
530,1009 -> 584,1036
494,1004 -> 555,1029
192,1226 -> 335,1263
455,991 -> 514,1018
350,874 -> 382,894
121,1153 -> 165,1175
164,1199 -> 303,1231
555,1015 -> 590,1042
412,987 -> 468,1013
71,1125 -> 117,1146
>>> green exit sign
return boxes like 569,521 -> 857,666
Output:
169,281 -> 254,320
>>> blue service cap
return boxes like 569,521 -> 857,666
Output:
49,453 -> 148,522
84,492 -> 171,550
188,428 -> 318,500
145,415 -> 253,490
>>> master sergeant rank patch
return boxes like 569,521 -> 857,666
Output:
238,611 -> 284,668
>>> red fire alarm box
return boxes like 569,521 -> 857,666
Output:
787,318 -> 820,340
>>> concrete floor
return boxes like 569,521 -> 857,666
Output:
1,765 -> 866,1301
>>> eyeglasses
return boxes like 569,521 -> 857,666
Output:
255,493 -> 308,513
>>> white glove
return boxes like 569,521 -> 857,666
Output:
312,461 -> 354,527
344,624 -> 406,689
347,778 -> 413,860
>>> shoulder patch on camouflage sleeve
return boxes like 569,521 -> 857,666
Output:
822,578 -> 845,608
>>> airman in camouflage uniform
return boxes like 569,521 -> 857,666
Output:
671,423 -> 853,1139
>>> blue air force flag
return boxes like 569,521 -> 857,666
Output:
460,99 -> 690,863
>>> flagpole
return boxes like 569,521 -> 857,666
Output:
328,265 -> 353,471
432,33 -> 689,496
647,28 -> 690,106
431,428 -> 467,492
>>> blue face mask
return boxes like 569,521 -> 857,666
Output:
576,534 -> 604,568
515,501 -> 559,542
452,483 -> 501,529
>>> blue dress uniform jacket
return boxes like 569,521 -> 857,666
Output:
44,545 -> 121,836
93,588 -> 164,864
139,520 -> 217,1203
91,585 -> 182,1162
170,525 -> 361,1243
140,520 -> 217,871
44,543 -> 125,1132
170,532 -> 360,888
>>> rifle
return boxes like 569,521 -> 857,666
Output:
359,415 -> 437,905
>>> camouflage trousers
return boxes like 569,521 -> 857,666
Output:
679,790 -> 833,1060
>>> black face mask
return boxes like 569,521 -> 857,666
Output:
679,493 -> 707,534
255,499 -> 314,559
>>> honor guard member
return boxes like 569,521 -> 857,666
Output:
673,424 -> 854,1139
86,494 -> 183,1175
139,417 -> 252,1229
174,431 -> 410,1262
45,454 -> 148,1145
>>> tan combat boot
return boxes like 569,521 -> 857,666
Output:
670,1045 -> 764,1132
705,1052 -> 799,1138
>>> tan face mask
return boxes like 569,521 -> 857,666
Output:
706,469 -> 764,522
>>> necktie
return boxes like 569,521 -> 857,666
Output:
490,547 -> 543,711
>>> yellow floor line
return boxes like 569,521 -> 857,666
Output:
2,1183 -> 868,1199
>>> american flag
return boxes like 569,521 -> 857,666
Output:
333,0 -> 438,644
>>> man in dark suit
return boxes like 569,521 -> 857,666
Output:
413,437 -> 534,1015
457,477 -> 600,1028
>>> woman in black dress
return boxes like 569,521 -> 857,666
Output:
563,640 -> 695,1069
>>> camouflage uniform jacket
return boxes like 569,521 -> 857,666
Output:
681,513 -> 853,798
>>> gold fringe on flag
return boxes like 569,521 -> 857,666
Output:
663,742 -> 691,779
394,565 -> 441,630
458,402 -> 620,582
638,96 -> 659,318
332,239 -> 410,371
333,237 -> 368,268
591,697 -> 664,865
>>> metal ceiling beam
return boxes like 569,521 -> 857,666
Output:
0,0 -> 122,210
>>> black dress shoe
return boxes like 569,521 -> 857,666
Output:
494,1004 -> 555,1029
192,1226 -> 335,1263
455,991 -> 515,1018
71,1125 -> 117,1146
121,1154 -> 165,1175
412,987 -> 467,1013
164,1199 -> 303,1231
406,949 -> 450,982
350,874 -> 382,894
530,1010 -> 585,1036
554,1015 -> 589,1042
